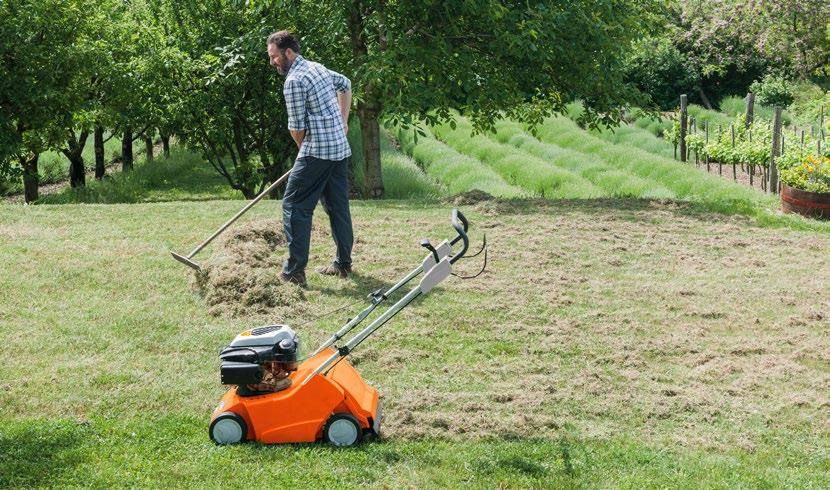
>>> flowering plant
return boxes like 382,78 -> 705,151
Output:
779,154 -> 830,193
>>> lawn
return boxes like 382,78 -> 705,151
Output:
1,197 -> 828,487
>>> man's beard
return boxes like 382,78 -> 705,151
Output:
276,58 -> 293,76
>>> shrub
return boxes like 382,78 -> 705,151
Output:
622,37 -> 700,110
750,73 -> 795,108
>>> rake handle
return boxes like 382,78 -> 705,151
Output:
184,168 -> 293,259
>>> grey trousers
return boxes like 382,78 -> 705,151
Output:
281,155 -> 353,275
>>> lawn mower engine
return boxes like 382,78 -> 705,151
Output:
219,325 -> 300,393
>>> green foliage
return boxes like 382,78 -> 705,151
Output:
430,117 -> 605,199
623,37 -> 700,110
779,153 -> 830,193
788,82 -> 830,131
750,74 -> 795,108
0,0 -> 100,169
535,116 -> 771,211
630,110 -> 674,137
491,120 -> 675,199
160,1 -> 295,198
349,119 -> 444,200
389,123 -> 525,198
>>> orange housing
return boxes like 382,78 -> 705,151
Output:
210,347 -> 380,443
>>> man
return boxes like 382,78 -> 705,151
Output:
267,31 -> 354,287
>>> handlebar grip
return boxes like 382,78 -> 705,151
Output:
450,209 -> 469,263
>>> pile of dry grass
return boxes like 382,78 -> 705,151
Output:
191,219 -> 304,317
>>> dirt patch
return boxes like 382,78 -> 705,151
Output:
190,219 -> 305,317
443,189 -> 496,205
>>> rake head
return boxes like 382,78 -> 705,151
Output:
171,251 -> 202,271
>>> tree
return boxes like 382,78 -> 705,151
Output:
0,0 -> 95,202
160,0 -> 296,198
292,0 -> 657,197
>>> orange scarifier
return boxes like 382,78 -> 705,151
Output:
209,209 -> 485,446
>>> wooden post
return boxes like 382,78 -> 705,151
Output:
705,121 -> 710,172
680,94 -> 688,163
731,125 -> 737,181
801,130 -> 805,153
769,106 -> 782,195
745,92 -> 755,129
821,105 -> 825,133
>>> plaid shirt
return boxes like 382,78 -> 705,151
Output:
284,55 -> 352,161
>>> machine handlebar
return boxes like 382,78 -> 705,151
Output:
450,209 -> 469,264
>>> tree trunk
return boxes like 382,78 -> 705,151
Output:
696,86 -> 714,110
122,127 -> 133,171
161,132 -> 170,157
68,153 -> 86,188
357,103 -> 383,198
66,129 -> 89,188
94,125 -> 106,179
144,136 -> 154,162
348,0 -> 384,198
21,154 -> 39,204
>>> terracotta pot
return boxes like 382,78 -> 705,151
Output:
781,184 -> 830,220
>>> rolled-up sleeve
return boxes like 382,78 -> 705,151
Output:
283,78 -> 307,131
329,69 -> 351,93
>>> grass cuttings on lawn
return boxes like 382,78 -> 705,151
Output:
1,199 -> 828,486
191,219 -> 304,316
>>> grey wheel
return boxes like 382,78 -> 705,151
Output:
210,412 -> 247,445
323,413 -> 363,447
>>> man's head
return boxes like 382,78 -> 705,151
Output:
267,31 -> 300,76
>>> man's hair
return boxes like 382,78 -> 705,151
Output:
267,31 -> 301,54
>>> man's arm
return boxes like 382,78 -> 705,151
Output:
329,69 -> 352,134
283,78 -> 307,149
289,129 -> 305,149
337,91 -> 351,134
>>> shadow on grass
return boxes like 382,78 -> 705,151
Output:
0,419 -> 89,487
364,192 -> 830,234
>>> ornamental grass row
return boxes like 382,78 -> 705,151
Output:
430,117 -> 605,199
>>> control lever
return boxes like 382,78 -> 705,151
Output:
420,239 -> 440,263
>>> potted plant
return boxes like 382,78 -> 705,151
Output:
778,153 -> 830,219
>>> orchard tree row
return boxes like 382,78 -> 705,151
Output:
1,0 -> 659,202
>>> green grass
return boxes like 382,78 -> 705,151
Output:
490,120 -> 675,199
430,117 -> 605,199
39,149 -> 244,204
391,123 -> 526,197
1,199 -> 828,486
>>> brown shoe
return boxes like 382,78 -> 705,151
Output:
315,261 -> 352,278
279,270 -> 307,287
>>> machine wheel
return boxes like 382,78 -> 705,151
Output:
210,412 -> 247,445
323,413 -> 363,447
